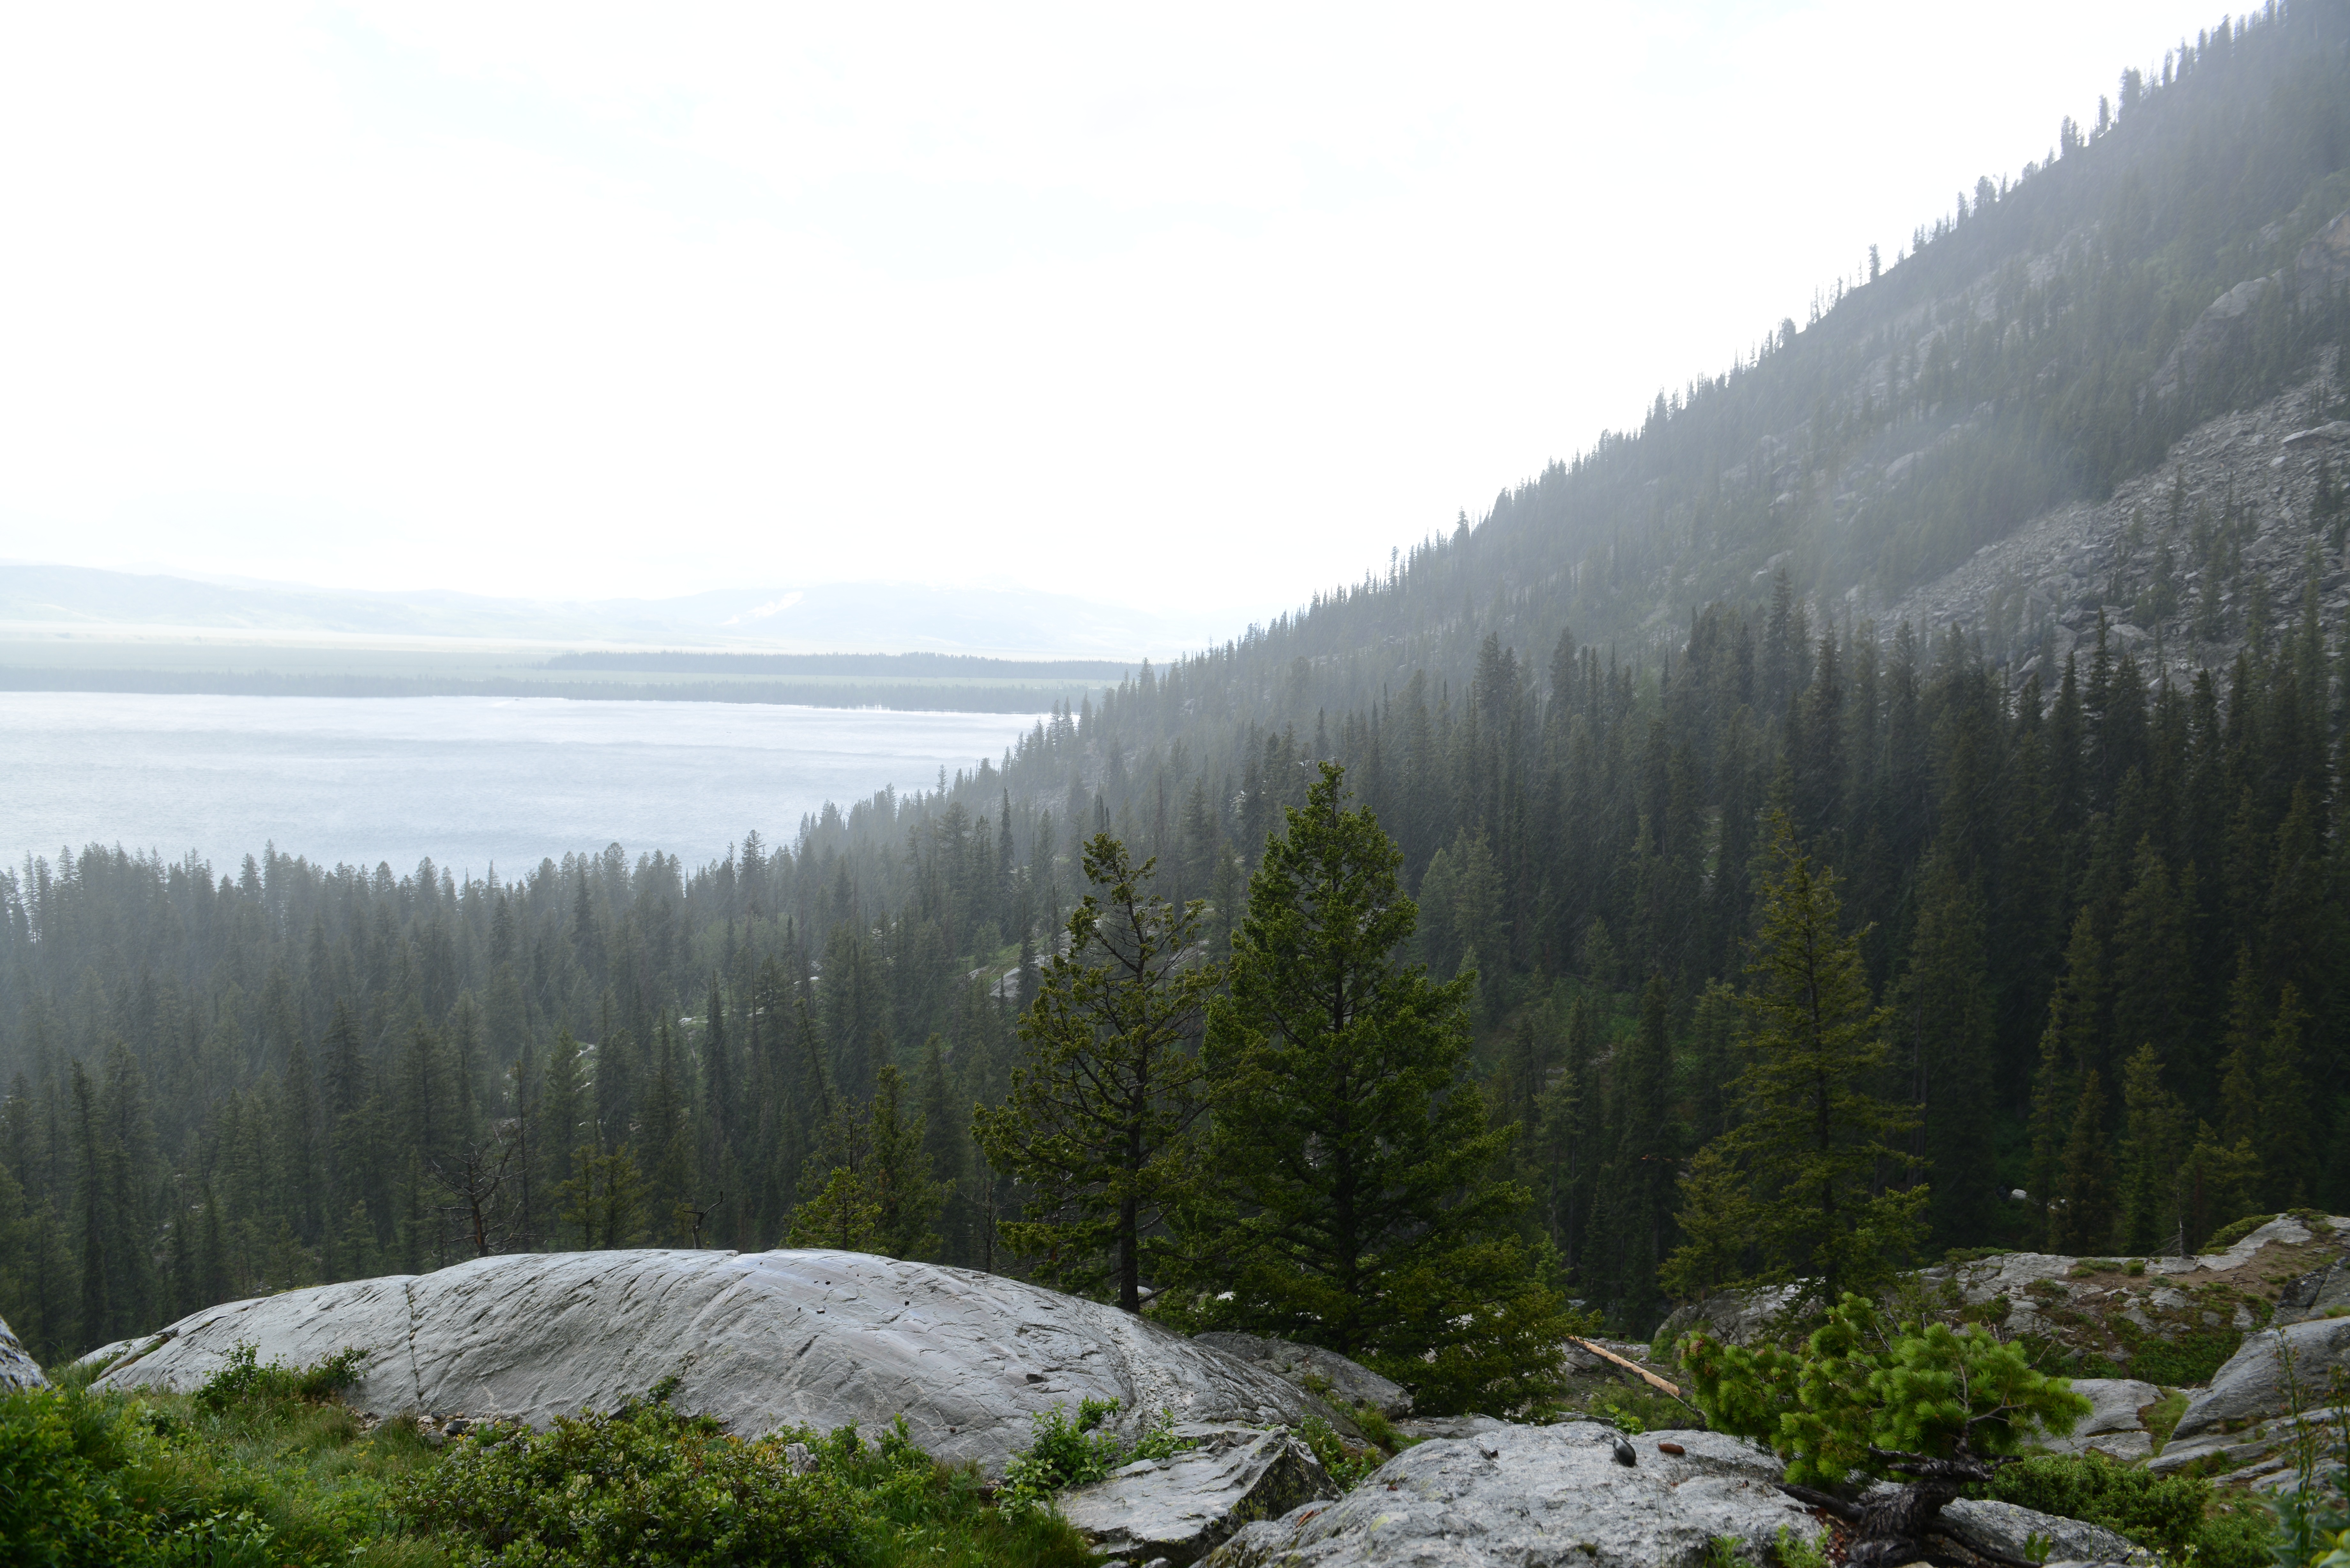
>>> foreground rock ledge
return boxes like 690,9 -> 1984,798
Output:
1203,1423 -> 1823,1568
1062,1424 -> 1338,1566
84,1249 -> 1315,1475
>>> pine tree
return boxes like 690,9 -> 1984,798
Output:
1187,763 -> 1565,1412
1609,974 -> 1678,1331
1895,853 -> 1995,1247
1664,812 -> 1924,1309
2054,1072 -> 2116,1254
860,1063 -> 948,1260
972,834 -> 1217,1311
2115,1046 -> 2188,1255
2254,984 -> 2314,1207
787,1095 -> 882,1252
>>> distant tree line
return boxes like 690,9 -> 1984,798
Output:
6,1 -> 2350,1369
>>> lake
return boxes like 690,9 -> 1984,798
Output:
0,692 -> 1046,878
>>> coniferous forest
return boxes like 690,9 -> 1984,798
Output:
8,4 -> 2350,1366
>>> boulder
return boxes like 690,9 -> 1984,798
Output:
2152,1317 -> 2350,1476
1200,1422 -> 1823,1568
1938,1499 -> 2135,1565
89,1249 -> 1317,1475
2035,1377 -> 2159,1461
1191,1333 -> 1411,1418
2273,1260 -> 2350,1327
0,1312 -> 47,1391
1060,1424 -> 1338,1566
1655,1284 -> 1800,1349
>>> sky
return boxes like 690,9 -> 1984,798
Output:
0,2 -> 2231,627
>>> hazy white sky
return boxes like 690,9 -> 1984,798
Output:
0,3 -> 2225,623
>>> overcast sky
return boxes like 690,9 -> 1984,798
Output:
1,3 -> 2227,625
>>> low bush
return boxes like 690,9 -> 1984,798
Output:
1297,1413 -> 1385,1489
193,1340 -> 370,1412
1987,1451 -> 2269,1568
2129,1328 -> 2245,1387
2203,1214 -> 2278,1252
994,1396 -> 1189,1515
399,1396 -> 868,1564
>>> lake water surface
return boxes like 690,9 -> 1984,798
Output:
1,692 -> 1045,878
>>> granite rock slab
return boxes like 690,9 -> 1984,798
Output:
1191,1334 -> 1411,1417
0,1312 -> 47,1391
1061,1424 -> 1338,1565
88,1249 -> 1315,1474
1200,1422 -> 1821,1568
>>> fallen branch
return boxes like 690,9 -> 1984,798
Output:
1566,1336 -> 1682,1398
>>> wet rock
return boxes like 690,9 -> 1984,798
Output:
2272,1260 -> 2350,1327
1939,1499 -> 2135,1565
88,1249 -> 1318,1476
1190,1333 -> 1411,1418
2036,1378 -> 2159,1461
2152,1317 -> 2350,1476
1656,1284 -> 1801,1348
0,1312 -> 46,1392
1199,1422 -> 1821,1568
1060,1425 -> 1337,1566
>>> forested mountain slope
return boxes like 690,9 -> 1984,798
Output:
8,4 -> 2350,1358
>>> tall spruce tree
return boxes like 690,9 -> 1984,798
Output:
1186,763 -> 1567,1412
972,834 -> 1217,1311
1664,812 -> 1925,1310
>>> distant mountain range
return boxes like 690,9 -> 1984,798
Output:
0,564 -> 1224,661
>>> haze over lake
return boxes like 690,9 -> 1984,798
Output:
2,692 -> 1047,877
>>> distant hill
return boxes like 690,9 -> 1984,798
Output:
0,564 -> 1215,661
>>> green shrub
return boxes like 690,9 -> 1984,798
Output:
0,1385 -> 159,1567
1987,1451 -> 2268,1568
2203,1214 -> 2278,1252
193,1340 -> 370,1413
1298,1414 -> 1384,1489
995,1397 -> 1189,1515
2130,1329 -> 2245,1388
398,1395 -> 867,1564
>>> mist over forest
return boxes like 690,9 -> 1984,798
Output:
7,1 -> 2350,1383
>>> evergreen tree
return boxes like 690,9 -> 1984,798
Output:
2115,1045 -> 2187,1255
1664,813 -> 1925,1309
972,834 -> 1217,1311
1187,763 -> 1566,1411
2054,1072 -> 2115,1255
866,1063 -> 948,1259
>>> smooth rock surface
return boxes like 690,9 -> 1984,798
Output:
2168,1319 -> 2350,1448
2152,1316 -> 2350,1475
1200,1422 -> 1821,1568
0,1312 -> 47,1391
1061,1425 -> 1337,1566
88,1250 -> 1316,1474
1939,1499 -> 2135,1565
1655,1284 -> 1801,1348
1192,1334 -> 1411,1417
2036,1378 -> 2159,1461
2273,1260 -> 2350,1327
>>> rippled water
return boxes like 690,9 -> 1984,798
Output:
2,692 -> 1043,877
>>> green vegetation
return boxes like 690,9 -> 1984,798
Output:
1990,1451 -> 2271,1568
1683,1294 -> 2089,1561
973,835 -> 1220,1312
1169,763 -> 1578,1413
2,1357 -> 1101,1568
6,0 -> 2350,1394
1664,813 -> 1926,1311
0,1362 -> 441,1567
992,1397 -> 1190,1517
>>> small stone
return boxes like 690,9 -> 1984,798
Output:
785,1441 -> 817,1475
1611,1435 -> 1637,1466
